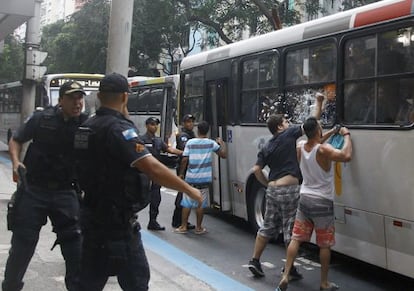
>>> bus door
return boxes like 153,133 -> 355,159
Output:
206,79 -> 231,211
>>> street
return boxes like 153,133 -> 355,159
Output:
1,145 -> 414,290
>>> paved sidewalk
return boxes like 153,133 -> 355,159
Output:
0,142 -> 215,291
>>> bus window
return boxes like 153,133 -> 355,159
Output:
241,53 -> 279,123
344,36 -> 376,79
183,71 -> 204,121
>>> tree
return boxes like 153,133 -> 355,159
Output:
0,35 -> 25,83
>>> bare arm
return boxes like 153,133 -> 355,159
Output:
216,137 -> 227,158
132,155 -> 202,203
313,92 -> 325,120
166,146 -> 183,156
319,127 -> 352,162
8,138 -> 25,182
252,164 -> 268,187
179,156 -> 189,177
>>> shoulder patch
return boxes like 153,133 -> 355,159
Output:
180,136 -> 188,142
136,143 -> 146,152
122,128 -> 138,140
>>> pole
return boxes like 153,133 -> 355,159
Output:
106,0 -> 134,76
21,0 -> 42,124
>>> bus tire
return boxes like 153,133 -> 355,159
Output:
247,180 -> 266,232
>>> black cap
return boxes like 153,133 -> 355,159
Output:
145,117 -> 160,125
99,72 -> 131,93
59,81 -> 86,97
183,114 -> 195,122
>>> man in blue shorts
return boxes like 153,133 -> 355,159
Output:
173,121 -> 226,234
276,117 -> 352,291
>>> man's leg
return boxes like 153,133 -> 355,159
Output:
320,247 -> 331,289
148,184 -> 164,230
277,239 -> 301,290
2,230 -> 39,291
180,207 -> 191,230
171,192 -> 183,228
195,207 -> 204,230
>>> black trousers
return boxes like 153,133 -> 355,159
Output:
149,183 -> 161,221
2,186 -> 81,291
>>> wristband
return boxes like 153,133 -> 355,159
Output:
343,132 -> 350,136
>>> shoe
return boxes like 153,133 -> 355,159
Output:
281,266 -> 303,281
187,223 -> 196,230
195,227 -> 208,235
248,259 -> 264,277
147,221 -> 166,231
173,227 -> 188,234
275,281 -> 288,291
320,282 -> 339,291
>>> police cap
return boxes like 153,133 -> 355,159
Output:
59,81 -> 86,97
99,73 -> 131,93
145,117 -> 160,125
183,114 -> 195,122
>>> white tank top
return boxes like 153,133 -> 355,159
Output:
300,143 -> 334,200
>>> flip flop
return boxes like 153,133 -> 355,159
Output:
276,280 -> 288,291
195,227 -> 208,235
320,282 -> 339,291
173,227 -> 188,234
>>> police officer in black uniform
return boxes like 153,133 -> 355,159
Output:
140,117 -> 183,231
77,73 -> 202,291
171,113 -> 196,228
3,81 -> 87,291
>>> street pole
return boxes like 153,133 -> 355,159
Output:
106,0 -> 134,76
22,0 -> 46,124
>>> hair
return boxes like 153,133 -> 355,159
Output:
267,114 -> 285,135
197,120 -> 210,135
303,117 -> 319,139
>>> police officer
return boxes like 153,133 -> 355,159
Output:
140,117 -> 183,231
77,73 -> 202,291
3,81 -> 87,291
171,113 -> 196,228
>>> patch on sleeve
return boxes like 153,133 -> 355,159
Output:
122,128 -> 138,140
180,136 -> 188,142
136,143 -> 145,152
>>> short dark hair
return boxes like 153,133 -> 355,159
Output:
303,117 -> 319,139
197,120 -> 209,135
267,114 -> 285,135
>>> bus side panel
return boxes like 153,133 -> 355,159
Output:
333,208 -> 386,268
385,217 -> 414,278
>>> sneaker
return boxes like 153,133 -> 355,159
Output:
248,259 -> 264,277
281,266 -> 303,281
187,223 -> 196,230
147,221 -> 166,231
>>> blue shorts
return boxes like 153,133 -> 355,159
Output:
181,187 -> 209,208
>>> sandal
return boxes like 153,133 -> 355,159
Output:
173,227 -> 188,234
320,282 -> 339,291
195,227 -> 208,235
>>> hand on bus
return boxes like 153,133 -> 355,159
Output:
12,162 -> 26,183
216,137 -> 224,145
315,92 -> 325,103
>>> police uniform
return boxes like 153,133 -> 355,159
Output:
171,126 -> 195,228
140,129 -> 168,229
2,105 -> 86,291
78,106 -> 151,290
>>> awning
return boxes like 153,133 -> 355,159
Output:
0,0 -> 35,41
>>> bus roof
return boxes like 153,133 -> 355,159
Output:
128,75 -> 179,88
41,73 -> 105,82
180,0 -> 414,71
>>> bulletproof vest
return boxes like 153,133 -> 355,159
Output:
176,128 -> 195,150
75,113 -> 150,234
24,106 -> 87,188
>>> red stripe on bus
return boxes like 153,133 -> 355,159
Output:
354,0 -> 413,28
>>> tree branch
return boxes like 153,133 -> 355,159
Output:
188,15 -> 233,44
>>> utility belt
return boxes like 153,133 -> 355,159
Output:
190,183 -> 210,189
29,178 -> 74,191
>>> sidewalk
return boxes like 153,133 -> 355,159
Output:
0,142 -> 215,291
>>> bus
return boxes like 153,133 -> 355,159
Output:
127,75 -> 180,167
0,73 -> 104,143
179,0 -> 414,278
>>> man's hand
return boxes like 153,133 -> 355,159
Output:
12,162 -> 25,183
315,92 -> 325,103
188,187 -> 202,204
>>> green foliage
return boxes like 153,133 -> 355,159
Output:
0,35 -> 25,83
341,0 -> 381,11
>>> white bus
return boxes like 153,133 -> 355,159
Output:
179,0 -> 414,278
127,75 -> 180,167
0,73 -> 104,143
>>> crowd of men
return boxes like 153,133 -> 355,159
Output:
2,72 -> 352,291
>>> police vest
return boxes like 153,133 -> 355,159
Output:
75,113 -> 150,233
24,106 -> 87,189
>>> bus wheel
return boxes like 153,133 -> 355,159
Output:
247,181 -> 266,232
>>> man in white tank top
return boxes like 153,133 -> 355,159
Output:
277,117 -> 352,291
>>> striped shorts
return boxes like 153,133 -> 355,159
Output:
257,184 -> 300,245
291,193 -> 335,248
